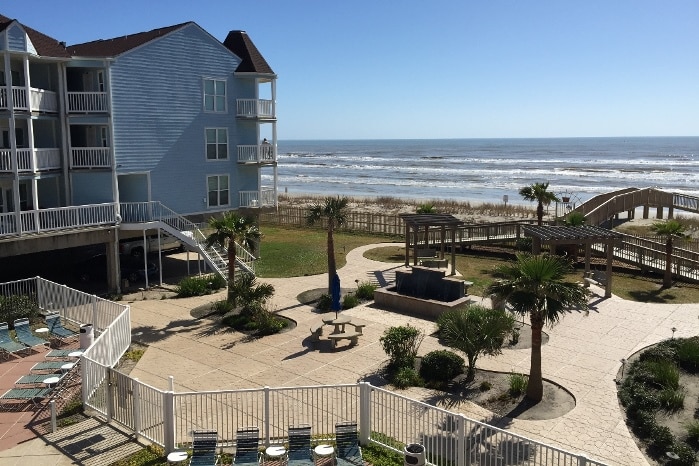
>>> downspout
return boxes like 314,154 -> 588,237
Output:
106,59 -> 119,217
58,61 -> 70,205
271,78 -> 278,209
4,50 -> 21,233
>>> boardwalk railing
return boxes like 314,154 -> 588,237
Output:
1,277 -> 606,465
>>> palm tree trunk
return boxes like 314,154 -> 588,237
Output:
663,238 -> 673,288
536,201 -> 544,226
227,238 -> 236,302
327,221 -> 336,292
526,313 -> 544,402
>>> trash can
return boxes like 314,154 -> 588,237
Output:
79,324 -> 94,349
404,443 -> 425,466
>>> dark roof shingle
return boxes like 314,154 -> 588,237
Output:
67,22 -> 192,57
0,14 -> 69,58
223,30 -> 275,74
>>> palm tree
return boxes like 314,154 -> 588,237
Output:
437,305 -> 515,381
485,253 -> 588,402
519,182 -> 559,226
651,219 -> 687,288
307,196 -> 349,292
205,212 -> 261,302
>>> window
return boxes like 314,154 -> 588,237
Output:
205,128 -> 228,160
97,71 -> 105,92
207,175 -> 229,207
100,127 -> 108,147
203,78 -> 226,112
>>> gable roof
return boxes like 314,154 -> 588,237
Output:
67,22 -> 192,58
223,30 -> 275,75
0,14 -> 69,58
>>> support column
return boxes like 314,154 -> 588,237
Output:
404,225 -> 410,267
440,225 -> 445,259
450,227 -> 456,276
584,243 -> 591,274
643,205 -> 649,219
656,206 -> 663,219
605,240 -> 613,298
412,227 -> 419,266
532,237 -> 541,254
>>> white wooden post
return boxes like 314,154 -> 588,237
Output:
133,378 -> 141,440
163,390 -> 176,453
359,382 -> 371,446
456,414 -> 466,466
264,386 -> 271,446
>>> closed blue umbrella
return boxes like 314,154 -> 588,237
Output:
331,273 -> 341,319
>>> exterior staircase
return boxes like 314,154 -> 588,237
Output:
118,202 -> 255,279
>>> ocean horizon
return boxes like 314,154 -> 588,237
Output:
269,136 -> 699,206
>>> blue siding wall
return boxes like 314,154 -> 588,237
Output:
72,172 -> 113,204
7,24 -> 30,53
110,24 -> 255,215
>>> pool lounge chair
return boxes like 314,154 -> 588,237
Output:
0,322 -> 29,359
15,372 -> 66,386
287,425 -> 313,466
335,422 -> 363,466
30,361 -> 67,373
190,430 -> 219,466
45,312 -> 78,343
234,427 -> 260,466
0,387 -> 52,410
13,318 -> 50,350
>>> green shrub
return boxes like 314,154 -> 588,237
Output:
635,359 -> 680,390
342,294 -> 360,309
419,350 -> 464,383
639,344 -> 678,364
649,424 -> 674,451
668,441 -> 697,466
0,295 -> 39,323
176,275 -> 222,298
392,367 -> 422,389
658,388 -> 685,412
479,381 -> 492,392
380,325 -> 424,370
316,293 -> 331,311
686,420 -> 699,446
515,237 -> 532,252
363,436 -> 405,466
355,281 -> 377,300
508,372 -> 528,397
676,338 -> 699,373
631,410 -> 657,438
212,299 -> 235,315
625,386 -> 660,412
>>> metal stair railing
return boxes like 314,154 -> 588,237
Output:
119,202 -> 255,277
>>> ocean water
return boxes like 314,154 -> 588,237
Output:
268,137 -> 699,205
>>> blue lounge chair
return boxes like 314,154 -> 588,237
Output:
234,427 -> 259,466
190,430 -> 219,466
287,425 -> 313,466
13,318 -> 49,350
335,422 -> 363,466
45,313 -> 78,343
31,361 -> 67,373
45,349 -> 76,359
15,373 -> 66,386
0,322 -> 28,359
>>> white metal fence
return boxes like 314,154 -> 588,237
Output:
0,277 -> 606,466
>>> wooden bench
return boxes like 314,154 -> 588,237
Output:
416,249 -> 436,259
584,271 -> 607,288
327,332 -> 361,349
421,258 -> 448,268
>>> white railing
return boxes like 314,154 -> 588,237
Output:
239,188 -> 276,208
30,88 -> 58,112
236,98 -> 274,118
1,277 -> 606,465
0,86 -> 28,110
71,147 -> 112,168
0,148 -> 61,173
67,92 -> 109,113
0,203 -> 117,237
237,144 -> 276,163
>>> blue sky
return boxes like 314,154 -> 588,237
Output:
6,1 -> 698,139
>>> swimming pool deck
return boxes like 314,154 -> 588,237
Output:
1,243 -> 698,465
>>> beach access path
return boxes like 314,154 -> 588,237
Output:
2,243 -> 697,465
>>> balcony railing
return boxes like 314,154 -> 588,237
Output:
236,98 -> 274,118
67,92 -> 109,113
0,148 -> 61,173
71,147 -> 112,169
0,86 -> 58,112
239,187 -> 276,208
237,144 -> 276,164
0,203 -> 117,238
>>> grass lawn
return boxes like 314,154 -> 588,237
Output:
255,225 -> 400,278
363,244 -> 699,304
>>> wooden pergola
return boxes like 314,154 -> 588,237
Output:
522,225 -> 624,298
399,213 -> 464,276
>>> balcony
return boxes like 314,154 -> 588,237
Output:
236,99 -> 274,119
67,92 -> 109,113
0,86 -> 58,113
239,187 -> 276,208
0,203 -> 117,238
0,148 -> 61,173
71,147 -> 111,169
237,144 -> 276,164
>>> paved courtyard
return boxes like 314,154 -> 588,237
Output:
1,243 -> 698,465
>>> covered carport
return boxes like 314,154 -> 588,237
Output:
399,213 -> 464,276
523,225 -> 624,298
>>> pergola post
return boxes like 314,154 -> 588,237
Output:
584,243 -> 591,275
404,225 -> 410,267
440,225 -> 446,259
450,227 -> 456,276
605,240 -> 614,298
413,227 -> 419,266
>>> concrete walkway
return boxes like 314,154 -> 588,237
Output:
3,243 -> 698,465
